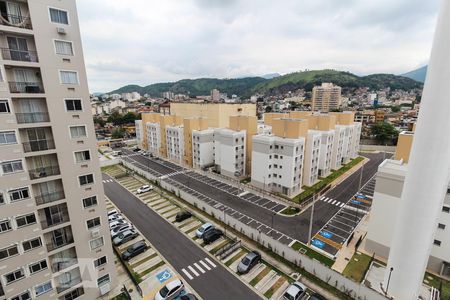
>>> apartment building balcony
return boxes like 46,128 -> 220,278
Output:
39,203 -> 70,230
20,127 -> 55,153
5,66 -> 44,93
44,226 -> 74,252
55,268 -> 82,294
26,153 -> 60,180
0,1 -> 32,30
34,188 -> 65,206
16,112 -> 49,124
13,98 -> 50,124
1,48 -> 38,62
49,247 -> 78,273
9,81 -> 44,93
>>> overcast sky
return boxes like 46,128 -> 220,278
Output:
77,0 -> 440,93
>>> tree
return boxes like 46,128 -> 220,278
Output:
265,106 -> 273,113
111,127 -> 125,139
391,106 -> 401,113
371,122 -> 398,144
107,111 -> 122,125
93,117 -> 106,127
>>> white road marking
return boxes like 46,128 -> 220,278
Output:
182,268 -> 193,280
194,263 -> 205,274
320,196 -> 325,200
199,260 -> 211,270
340,203 -> 345,207
331,200 -> 337,205
188,265 -> 199,277
204,257 -> 216,268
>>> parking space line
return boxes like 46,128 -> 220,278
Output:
182,268 -> 194,280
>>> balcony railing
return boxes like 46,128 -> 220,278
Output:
56,276 -> 82,294
1,48 -> 38,62
0,14 -> 32,29
46,235 -> 74,252
41,211 -> 70,229
35,190 -> 65,206
9,81 -> 44,93
23,139 -> 55,153
51,257 -> 78,273
29,165 -> 60,180
16,112 -> 50,124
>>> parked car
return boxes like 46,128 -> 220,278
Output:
237,251 -> 261,274
180,294 -> 198,300
195,223 -> 214,238
107,209 -> 119,217
154,279 -> 184,300
137,185 -> 153,194
133,147 -> 141,152
111,223 -> 134,239
109,220 -> 125,230
202,228 -> 223,245
309,293 -> 326,300
282,281 -> 307,300
121,240 -> 148,260
175,211 -> 192,222
108,213 -> 123,223
113,229 -> 138,246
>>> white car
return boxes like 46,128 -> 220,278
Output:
108,214 -> 124,223
137,185 -> 153,194
109,220 -> 125,230
154,279 -> 184,300
111,223 -> 134,238
282,281 -> 306,300
107,209 -> 119,217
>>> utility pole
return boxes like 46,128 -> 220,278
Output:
307,194 -> 316,246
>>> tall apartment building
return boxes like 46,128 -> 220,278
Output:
192,128 -> 215,169
251,118 -> 306,196
170,102 -> 256,128
365,131 -> 450,278
146,122 -> 161,156
165,124 -> 184,164
182,117 -> 208,167
0,1 -> 116,299
214,128 -> 246,178
229,115 -> 257,176
311,83 -> 342,112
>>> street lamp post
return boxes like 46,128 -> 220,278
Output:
307,194 -> 316,246
386,267 -> 394,295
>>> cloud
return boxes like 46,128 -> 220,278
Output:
76,0 -> 439,92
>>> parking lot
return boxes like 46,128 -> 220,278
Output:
103,164 -> 328,299
311,176 -> 376,257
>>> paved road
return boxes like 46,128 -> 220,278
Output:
121,150 -> 387,244
102,173 -> 262,300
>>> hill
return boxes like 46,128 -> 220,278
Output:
401,65 -> 427,83
110,69 -> 423,98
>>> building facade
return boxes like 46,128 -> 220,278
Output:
311,83 -> 342,112
214,128 -> 246,178
0,1 -> 116,299
165,125 -> 184,164
192,129 -> 215,169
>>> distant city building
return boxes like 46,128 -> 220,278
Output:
162,91 -> 175,100
211,89 -> 220,102
311,83 -> 342,112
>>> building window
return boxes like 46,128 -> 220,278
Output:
22,237 -> 42,252
0,244 -> 19,260
70,125 -> 87,139
443,206 -> 450,213
4,268 -> 25,284
0,219 -> 12,233
94,256 -> 107,268
438,223 -> 446,230
0,131 -> 17,145
87,217 -> 101,229
0,100 -> 10,113
16,213 -> 37,228
63,287 -> 84,300
1,160 -> 23,175
65,99 -> 82,111
60,71 -> 79,85
79,174 -> 94,186
35,281 -> 53,296
29,259 -> 48,274
49,8 -> 69,24
433,239 -> 442,246
97,274 -> 111,287
74,150 -> 90,163
55,40 -> 74,56
11,291 -> 31,300
9,187 -> 30,202
82,196 -> 97,208
0,192 -> 4,205
89,236 -> 104,250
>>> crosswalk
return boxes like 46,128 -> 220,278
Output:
181,257 -> 216,280
320,196 -> 345,208
102,179 -> 113,183
159,170 -> 187,179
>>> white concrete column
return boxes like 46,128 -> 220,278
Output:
383,1 -> 450,299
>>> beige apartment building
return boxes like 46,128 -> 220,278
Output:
0,1 -> 116,299
170,102 -> 256,128
311,83 -> 342,112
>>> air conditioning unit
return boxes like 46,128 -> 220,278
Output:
99,283 -> 111,295
57,27 -> 66,34
90,228 -> 101,238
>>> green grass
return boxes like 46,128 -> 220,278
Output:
111,292 -> 129,300
291,241 -> 335,267
132,271 -> 142,284
139,261 -> 166,278
279,206 -> 300,216
225,249 -> 247,267
129,252 -> 158,269
240,177 -> 251,184
249,267 -> 270,286
264,277 -> 286,299
290,156 -> 364,204
424,272 -> 450,300
342,252 -> 373,282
